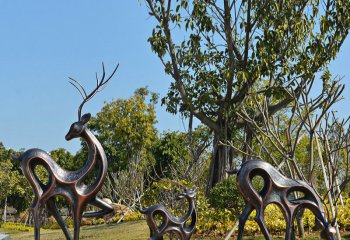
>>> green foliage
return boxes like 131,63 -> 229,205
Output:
0,159 -> 24,200
151,126 -> 211,188
87,87 -> 158,172
196,192 -> 236,236
50,148 -> 75,171
207,177 -> 244,216
147,0 -> 350,116
152,131 -> 191,177
143,178 -> 194,207
43,218 -> 73,230
336,198 -> 350,231
0,145 -> 30,211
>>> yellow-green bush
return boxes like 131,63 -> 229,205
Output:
335,200 -> 350,231
93,218 -> 105,225
196,197 -> 350,237
0,222 -> 33,231
207,177 -> 244,216
43,218 -> 73,230
108,211 -> 143,223
242,204 -> 286,235
195,188 -> 236,236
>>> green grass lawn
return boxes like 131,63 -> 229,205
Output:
2,221 -> 350,239
0,221 -> 149,240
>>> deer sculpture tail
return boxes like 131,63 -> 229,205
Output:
226,168 -> 239,175
10,153 -> 20,161
138,206 -> 148,214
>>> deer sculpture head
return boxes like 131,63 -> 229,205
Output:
176,188 -> 197,200
65,113 -> 91,141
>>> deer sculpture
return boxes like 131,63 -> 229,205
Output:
140,188 -> 197,240
227,159 -> 336,240
12,64 -> 118,240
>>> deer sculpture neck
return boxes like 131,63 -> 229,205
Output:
70,124 -> 107,196
74,128 -> 97,180
84,129 -> 108,195
181,193 -> 196,223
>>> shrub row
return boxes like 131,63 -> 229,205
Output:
0,222 -> 33,231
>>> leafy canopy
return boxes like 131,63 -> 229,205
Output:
87,87 -> 159,171
146,0 -> 350,130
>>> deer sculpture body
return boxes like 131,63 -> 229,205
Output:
227,159 -> 336,240
140,188 -> 197,240
13,64 -> 118,240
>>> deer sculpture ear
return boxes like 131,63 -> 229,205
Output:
81,113 -> 91,125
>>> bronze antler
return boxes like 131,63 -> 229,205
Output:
69,63 -> 119,120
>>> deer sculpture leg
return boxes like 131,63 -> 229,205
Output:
83,197 -> 113,218
32,203 -> 41,240
72,203 -> 84,240
284,209 -> 296,240
237,204 -> 253,240
254,206 -> 271,240
150,234 -> 164,240
285,218 -> 294,240
46,198 -> 72,240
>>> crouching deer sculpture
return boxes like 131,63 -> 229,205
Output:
12,64 -> 118,240
140,188 -> 197,240
227,159 -> 336,240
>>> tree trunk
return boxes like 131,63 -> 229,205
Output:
3,197 -> 7,222
206,131 -> 233,194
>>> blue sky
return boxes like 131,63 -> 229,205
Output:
0,1 -> 349,153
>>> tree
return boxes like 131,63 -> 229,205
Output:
86,87 -> 158,172
153,131 -> 192,178
50,148 -> 75,171
0,145 -> 27,221
144,0 -> 350,191
152,126 -> 212,188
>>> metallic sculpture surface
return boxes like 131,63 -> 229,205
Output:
228,159 -> 336,240
140,188 -> 197,240
13,64 -> 118,240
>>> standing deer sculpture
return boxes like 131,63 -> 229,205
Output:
227,159 -> 336,240
12,64 -> 118,240
140,188 -> 197,240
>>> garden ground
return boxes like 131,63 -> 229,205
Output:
2,221 -> 350,239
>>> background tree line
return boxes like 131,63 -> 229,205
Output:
0,0 -> 349,238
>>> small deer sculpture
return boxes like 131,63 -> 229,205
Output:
140,188 -> 197,240
12,64 -> 118,240
227,159 -> 336,240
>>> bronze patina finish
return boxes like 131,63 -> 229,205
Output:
228,159 -> 336,240
12,64 -> 118,240
140,188 -> 197,240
